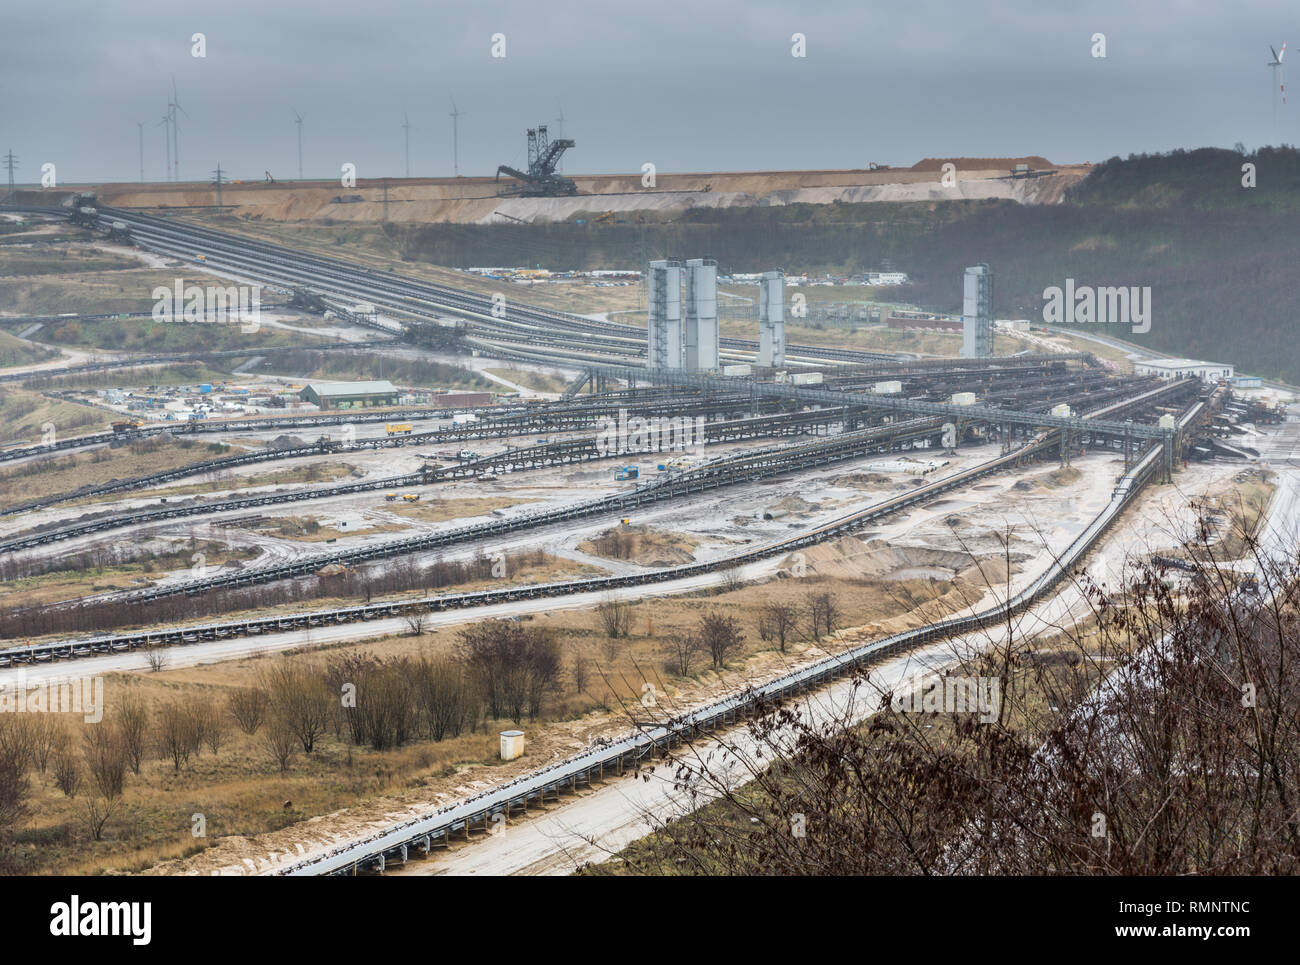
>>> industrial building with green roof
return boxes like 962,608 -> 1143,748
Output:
299,380 -> 400,409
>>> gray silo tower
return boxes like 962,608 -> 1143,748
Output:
961,264 -> 993,358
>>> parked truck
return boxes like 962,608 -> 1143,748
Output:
385,423 -> 413,435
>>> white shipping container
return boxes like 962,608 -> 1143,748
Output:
791,372 -> 824,385
1050,403 -> 1073,418
951,392 -> 977,406
873,380 -> 903,394
722,364 -> 752,377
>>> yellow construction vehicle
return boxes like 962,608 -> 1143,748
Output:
402,493 -> 421,503
384,493 -> 398,501
385,423 -> 413,435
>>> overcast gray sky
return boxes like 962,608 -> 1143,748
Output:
0,0 -> 1294,184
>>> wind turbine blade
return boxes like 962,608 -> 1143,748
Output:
1271,46 -> 1280,62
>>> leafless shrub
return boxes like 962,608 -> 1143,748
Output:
52,748 -> 81,799
324,654 -> 418,751
412,656 -> 476,742
459,620 -> 562,723
263,719 -> 298,776
155,701 -> 200,771
0,716 -> 35,775
263,661 -> 332,753
145,645 -> 169,673
116,691 -> 150,774
26,715 -> 63,776
81,725 -> 128,841
403,610 -> 428,636
595,597 -> 632,639
194,697 -> 226,755
227,686 -> 268,735
0,719 -> 31,835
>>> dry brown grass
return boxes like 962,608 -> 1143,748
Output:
382,495 -> 535,522
0,435 -> 233,509
0,387 -> 109,447
1,560 -> 983,875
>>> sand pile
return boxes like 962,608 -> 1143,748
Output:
779,535 -> 974,581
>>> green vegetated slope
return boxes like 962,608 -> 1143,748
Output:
390,147 -> 1300,382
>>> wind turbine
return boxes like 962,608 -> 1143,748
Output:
168,78 -> 188,181
402,112 -> 411,178
450,98 -> 466,177
291,108 -> 304,180
1269,43 -> 1287,125
156,112 -> 171,182
136,121 -> 145,182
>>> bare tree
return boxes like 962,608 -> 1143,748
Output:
28,715 -> 62,775
81,725 -> 128,841
227,686 -> 268,735
263,719 -> 298,776
805,589 -> 839,641
459,620 -> 562,723
761,601 -> 800,653
0,718 -> 31,837
155,701 -> 199,771
571,655 -> 590,696
52,748 -> 81,799
0,716 -> 35,776
403,610 -> 428,636
263,661 -> 332,753
698,611 -> 745,671
663,633 -> 701,677
193,697 -> 226,755
325,654 -> 419,751
412,656 -> 476,742
145,644 -> 169,673
720,567 -> 744,593
595,597 -> 632,639
116,691 -> 150,775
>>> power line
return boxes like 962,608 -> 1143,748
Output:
3,150 -> 17,200
450,98 -> 466,177
402,112 -> 411,178
292,108 -> 304,180
211,163 -> 226,212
